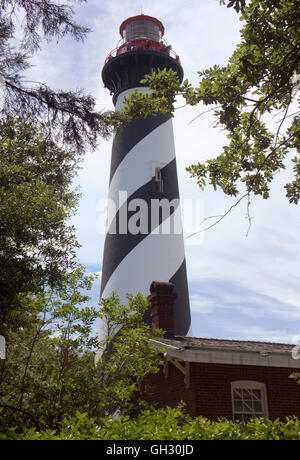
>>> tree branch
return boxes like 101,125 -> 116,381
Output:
0,403 -> 41,430
186,192 -> 250,237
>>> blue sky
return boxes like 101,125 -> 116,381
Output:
26,0 -> 300,344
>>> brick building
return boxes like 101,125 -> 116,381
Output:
147,281 -> 300,421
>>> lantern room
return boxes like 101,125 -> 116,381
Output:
104,14 -> 180,63
120,15 -> 164,43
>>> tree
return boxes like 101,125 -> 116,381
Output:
121,0 -> 300,210
0,0 -> 125,153
0,284 -> 163,431
0,116 -> 80,328
96,292 -> 164,416
0,267 -> 100,431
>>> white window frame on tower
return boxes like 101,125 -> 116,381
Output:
154,167 -> 163,192
150,161 -> 166,194
231,381 -> 269,422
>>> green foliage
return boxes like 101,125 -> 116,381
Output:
1,405 -> 300,440
0,0 -> 90,53
0,116 -> 80,328
122,69 -> 183,118
122,0 -> 300,205
0,0 -> 124,154
96,292 -> 164,415
0,267 -> 100,431
221,0 -> 247,14
0,284 -> 163,432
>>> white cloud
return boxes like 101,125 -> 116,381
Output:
190,294 -> 218,314
226,325 -> 298,344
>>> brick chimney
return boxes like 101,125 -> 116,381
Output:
149,281 -> 177,337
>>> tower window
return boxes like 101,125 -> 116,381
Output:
154,167 -> 163,193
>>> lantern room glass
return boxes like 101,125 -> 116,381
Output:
123,20 -> 162,42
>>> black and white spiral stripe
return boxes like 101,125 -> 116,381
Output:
99,88 -> 191,337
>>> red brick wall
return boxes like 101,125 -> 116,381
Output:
146,361 -> 300,420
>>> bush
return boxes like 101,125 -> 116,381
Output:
1,405 -> 300,440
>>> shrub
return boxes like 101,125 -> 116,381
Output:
1,405 -> 300,440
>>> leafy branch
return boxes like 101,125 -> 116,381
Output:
121,0 -> 300,209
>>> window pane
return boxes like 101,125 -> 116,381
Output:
233,400 -> 243,411
253,401 -> 263,412
242,389 -> 253,399
233,389 -> 243,400
242,400 -> 254,413
252,389 -> 261,400
124,20 -> 161,41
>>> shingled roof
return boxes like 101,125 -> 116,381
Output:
155,336 -> 296,355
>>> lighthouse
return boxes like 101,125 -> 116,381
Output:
100,14 -> 191,337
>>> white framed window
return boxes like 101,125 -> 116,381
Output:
231,381 -> 269,422
154,167 -> 163,193
149,161 -> 166,194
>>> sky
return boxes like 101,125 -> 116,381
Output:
26,0 -> 300,345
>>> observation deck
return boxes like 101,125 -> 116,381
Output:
104,37 -> 180,65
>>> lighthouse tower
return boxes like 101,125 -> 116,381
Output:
100,15 -> 191,336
